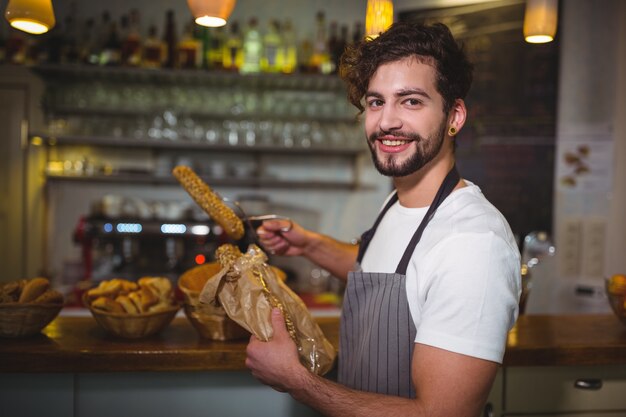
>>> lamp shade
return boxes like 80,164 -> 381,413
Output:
4,0 -> 55,35
365,0 -> 393,39
187,0 -> 236,28
523,0 -> 558,44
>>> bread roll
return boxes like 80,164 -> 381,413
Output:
33,289 -> 64,305
138,277 -> 172,300
128,287 -> 158,313
116,295 -> 139,314
86,280 -> 123,301
18,277 -> 50,303
92,296 -> 125,314
0,280 -> 25,303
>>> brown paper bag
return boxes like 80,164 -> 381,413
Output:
199,244 -> 336,376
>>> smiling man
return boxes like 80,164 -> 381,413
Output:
248,22 -> 521,417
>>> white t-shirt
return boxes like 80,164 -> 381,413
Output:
360,181 -> 521,363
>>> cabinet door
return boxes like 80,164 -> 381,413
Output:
484,369 -> 503,417
504,366 -> 626,414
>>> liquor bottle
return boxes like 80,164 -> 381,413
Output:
177,20 -> 201,69
100,20 -> 122,66
281,19 -> 297,74
329,22 -> 347,73
241,17 -> 262,74
78,18 -> 96,64
352,21 -> 364,45
194,22 -> 209,69
207,26 -> 225,70
261,20 -> 282,73
222,21 -> 243,72
309,11 -> 332,74
6,27 -> 28,64
163,10 -> 177,68
327,21 -> 340,74
142,25 -> 166,68
122,9 -> 142,66
62,11 -> 79,63
92,11 -> 112,64
0,23 -> 6,64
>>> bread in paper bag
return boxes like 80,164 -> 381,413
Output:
199,243 -> 336,376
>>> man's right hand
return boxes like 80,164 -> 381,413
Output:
256,220 -> 311,257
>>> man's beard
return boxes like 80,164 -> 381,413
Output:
367,120 -> 448,177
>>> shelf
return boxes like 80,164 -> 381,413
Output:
36,134 -> 366,156
45,173 -> 371,190
32,64 -> 347,91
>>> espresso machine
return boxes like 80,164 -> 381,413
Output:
73,195 -> 231,283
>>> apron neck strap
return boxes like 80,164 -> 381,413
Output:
356,192 -> 399,263
395,165 -> 460,275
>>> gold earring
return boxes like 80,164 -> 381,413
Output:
448,126 -> 457,136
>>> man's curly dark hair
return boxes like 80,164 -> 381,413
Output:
339,21 -> 473,115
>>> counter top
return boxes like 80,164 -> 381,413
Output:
0,316 -> 339,373
1,314 -> 625,373
503,314 -> 626,366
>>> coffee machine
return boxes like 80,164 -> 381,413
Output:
73,195 -> 231,283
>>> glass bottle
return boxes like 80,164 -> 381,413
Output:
241,17 -> 262,74
194,22 -> 209,70
142,25 -> 165,68
0,24 -> 6,64
163,9 -> 177,68
329,23 -> 348,74
100,20 -> 122,66
352,21 -> 364,45
177,20 -> 201,69
281,19 -> 297,74
222,21 -> 243,72
261,19 -> 282,73
93,11 -> 112,64
207,26 -> 225,70
122,9 -> 142,66
310,11 -> 332,74
78,17 -> 96,64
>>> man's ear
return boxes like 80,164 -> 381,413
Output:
448,99 -> 467,134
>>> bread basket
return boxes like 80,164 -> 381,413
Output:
0,303 -> 63,338
178,262 -> 286,340
84,294 -> 180,339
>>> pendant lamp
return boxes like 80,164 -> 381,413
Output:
4,0 -> 56,35
187,0 -> 236,28
523,0 -> 558,44
365,0 -> 394,39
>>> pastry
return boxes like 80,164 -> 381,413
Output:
116,295 -> 139,314
128,287 -> 158,313
18,277 -> 50,303
33,289 -> 64,305
91,296 -> 125,314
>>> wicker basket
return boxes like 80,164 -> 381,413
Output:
178,263 -> 286,341
0,303 -> 63,338
84,296 -> 180,339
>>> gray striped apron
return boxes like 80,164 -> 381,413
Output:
338,166 -> 460,398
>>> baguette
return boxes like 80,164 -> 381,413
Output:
172,165 -> 245,240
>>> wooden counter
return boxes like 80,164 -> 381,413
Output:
1,314 -> 625,373
503,314 -> 626,366
0,315 -> 339,373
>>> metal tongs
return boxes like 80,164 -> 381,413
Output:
222,197 -> 293,242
